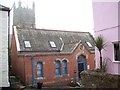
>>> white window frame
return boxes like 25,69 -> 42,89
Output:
112,41 -> 120,63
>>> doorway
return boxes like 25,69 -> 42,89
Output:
78,62 -> 84,78
77,55 -> 86,79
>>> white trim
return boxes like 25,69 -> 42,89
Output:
76,51 -> 85,60
112,61 -> 120,63
14,26 -> 20,51
43,62 -> 45,64
35,77 -> 45,80
79,43 -> 84,50
71,40 -> 81,53
59,37 -> 64,51
53,62 -> 55,64
55,58 -> 62,63
53,58 -> 61,64
54,58 -> 69,63
62,58 -> 69,62
112,42 -> 115,62
112,41 -> 120,44
56,58 -> 61,61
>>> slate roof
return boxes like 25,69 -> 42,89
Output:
15,27 -> 95,54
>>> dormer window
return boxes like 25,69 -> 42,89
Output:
24,41 -> 31,48
49,41 -> 56,48
86,42 -> 92,48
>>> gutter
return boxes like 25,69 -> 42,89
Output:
19,49 -> 60,52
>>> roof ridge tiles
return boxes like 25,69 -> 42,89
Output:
16,27 -> 90,34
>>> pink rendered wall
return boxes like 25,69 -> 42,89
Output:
93,2 -> 118,31
93,1 -> 120,75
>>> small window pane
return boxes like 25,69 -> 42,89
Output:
55,61 -> 60,75
24,41 -> 31,47
37,62 -> 43,77
49,41 -> 56,48
86,42 -> 92,47
114,43 -> 120,61
62,60 -> 67,75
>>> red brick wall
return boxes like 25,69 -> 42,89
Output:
11,31 -> 18,75
21,54 -> 77,85
18,46 -> 94,86
11,31 -> 25,83
83,47 -> 95,70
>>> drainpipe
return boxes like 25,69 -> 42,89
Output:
23,55 -> 26,85
59,37 -> 64,51
84,57 -> 86,70
8,9 -> 10,87
31,56 -> 34,87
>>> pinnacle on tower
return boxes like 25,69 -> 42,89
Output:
18,0 -> 22,7
32,1 -> 35,11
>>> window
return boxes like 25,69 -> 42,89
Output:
62,60 -> 67,75
24,41 -> 31,47
86,42 -> 92,48
37,62 -> 43,78
114,42 -> 120,61
55,60 -> 61,76
49,41 -> 56,48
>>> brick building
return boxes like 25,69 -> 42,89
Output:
11,26 -> 95,87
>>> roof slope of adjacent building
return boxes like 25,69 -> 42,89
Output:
0,4 -> 10,11
15,27 -> 95,54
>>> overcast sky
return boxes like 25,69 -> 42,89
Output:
0,0 -> 94,36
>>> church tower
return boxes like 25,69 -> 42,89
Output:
13,0 -> 36,28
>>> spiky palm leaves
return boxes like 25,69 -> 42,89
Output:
95,35 -> 106,69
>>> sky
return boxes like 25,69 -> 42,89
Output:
0,0 -> 94,36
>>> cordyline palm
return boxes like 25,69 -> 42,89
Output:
95,35 -> 106,69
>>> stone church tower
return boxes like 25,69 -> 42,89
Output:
13,0 -> 35,28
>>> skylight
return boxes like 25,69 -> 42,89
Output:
24,41 -> 31,48
49,41 -> 56,48
86,42 -> 92,48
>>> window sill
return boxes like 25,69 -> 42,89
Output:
113,61 -> 120,63
35,77 -> 45,80
62,74 -> 69,76
55,75 -> 62,78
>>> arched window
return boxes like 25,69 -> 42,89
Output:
37,62 -> 43,78
62,60 -> 67,75
55,60 -> 61,76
